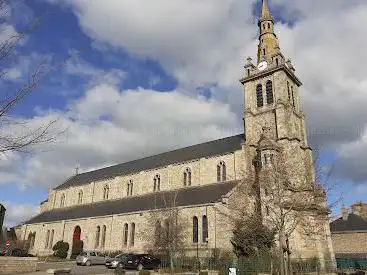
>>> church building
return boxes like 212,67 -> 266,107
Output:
15,0 -> 335,264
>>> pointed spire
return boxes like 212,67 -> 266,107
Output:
260,0 -> 273,22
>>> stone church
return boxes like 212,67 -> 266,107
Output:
15,0 -> 335,264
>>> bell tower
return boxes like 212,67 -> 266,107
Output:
241,0 -> 314,186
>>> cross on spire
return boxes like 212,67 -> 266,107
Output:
75,163 -> 80,175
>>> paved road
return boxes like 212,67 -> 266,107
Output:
22,261 -> 133,275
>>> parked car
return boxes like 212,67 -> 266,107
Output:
105,253 -> 135,269
0,248 -> 33,257
75,251 -> 106,266
112,254 -> 161,270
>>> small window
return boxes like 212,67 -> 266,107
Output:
183,168 -> 192,186
266,80 -> 274,105
287,82 -> 291,101
266,206 -> 270,216
127,179 -> 133,196
49,230 -> 54,249
103,185 -> 109,200
263,48 -> 266,55
130,223 -> 135,246
124,223 -> 128,247
95,226 -> 100,248
153,174 -> 161,192
276,58 -> 279,66
256,84 -> 264,107
291,86 -> 295,107
193,216 -> 198,243
101,225 -> 106,248
60,194 -> 65,208
217,161 -> 227,182
267,23 -> 271,29
247,69 -> 250,76
202,215 -> 208,243
45,230 -> 50,249
78,190 -> 83,204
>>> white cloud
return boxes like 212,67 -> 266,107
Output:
59,0 -> 367,184
2,0 -> 366,208
0,83 -> 240,191
2,201 -> 39,228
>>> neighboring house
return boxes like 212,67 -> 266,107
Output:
13,0 -> 334,267
330,203 -> 367,267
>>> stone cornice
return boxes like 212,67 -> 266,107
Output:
240,64 -> 302,87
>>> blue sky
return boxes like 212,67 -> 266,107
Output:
1,0 -> 367,226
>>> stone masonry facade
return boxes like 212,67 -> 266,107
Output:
15,0 -> 335,266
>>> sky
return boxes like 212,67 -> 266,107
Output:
1,0 -> 367,227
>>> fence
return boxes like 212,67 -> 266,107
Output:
157,255 -> 367,274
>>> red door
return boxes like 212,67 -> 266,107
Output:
73,226 -> 81,241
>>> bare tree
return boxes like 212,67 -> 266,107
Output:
0,1 -> 66,155
250,128 -> 337,275
143,190 -> 188,270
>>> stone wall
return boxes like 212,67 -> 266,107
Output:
0,257 -> 38,275
46,150 -> 243,212
331,232 -> 367,254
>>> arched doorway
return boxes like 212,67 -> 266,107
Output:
71,226 -> 83,258
73,226 -> 81,241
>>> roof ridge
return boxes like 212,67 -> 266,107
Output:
54,133 -> 244,190
74,133 -> 244,177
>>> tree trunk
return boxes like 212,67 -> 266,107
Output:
279,233 -> 285,275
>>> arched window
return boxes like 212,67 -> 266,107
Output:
123,223 -> 128,247
31,233 -> 36,249
217,161 -> 227,182
256,84 -> 264,107
153,174 -> 160,192
60,194 -> 65,208
287,82 -> 291,101
49,230 -> 54,249
130,223 -> 135,246
130,180 -> 133,196
291,86 -> 295,107
127,180 -> 133,196
103,185 -> 109,200
183,168 -> 192,186
202,215 -> 208,243
45,230 -> 50,249
78,190 -> 83,204
266,80 -> 274,105
101,225 -> 106,248
193,216 -> 198,243
95,226 -> 100,248
154,221 -> 162,245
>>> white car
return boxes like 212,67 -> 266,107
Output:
76,251 -> 106,266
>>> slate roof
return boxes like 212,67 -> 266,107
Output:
330,213 -> 367,232
26,181 -> 239,225
55,134 -> 244,190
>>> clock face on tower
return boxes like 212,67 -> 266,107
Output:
258,61 -> 268,71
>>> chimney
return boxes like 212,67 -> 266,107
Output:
341,207 -> 349,221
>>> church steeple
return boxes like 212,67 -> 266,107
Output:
257,0 -> 281,64
260,0 -> 273,22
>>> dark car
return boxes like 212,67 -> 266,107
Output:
0,248 -> 33,257
105,253 -> 135,269
122,254 -> 161,270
